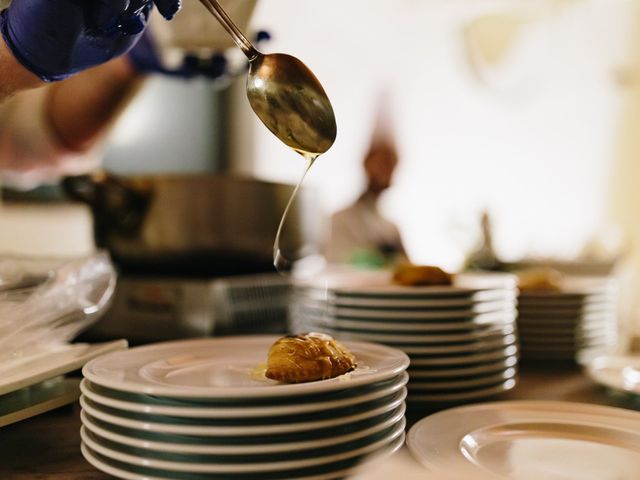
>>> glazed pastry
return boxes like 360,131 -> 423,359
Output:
393,264 -> 453,287
265,333 -> 357,384
518,268 -> 563,292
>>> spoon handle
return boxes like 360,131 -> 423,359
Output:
198,0 -> 260,61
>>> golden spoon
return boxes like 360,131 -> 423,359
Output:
198,0 -> 337,156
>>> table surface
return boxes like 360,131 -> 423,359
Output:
0,365 -> 634,480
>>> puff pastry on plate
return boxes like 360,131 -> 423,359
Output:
393,264 -> 453,287
517,268 -> 563,292
265,333 -> 357,384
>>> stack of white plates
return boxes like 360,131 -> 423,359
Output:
291,270 -> 519,407
407,400 -> 640,479
517,276 -> 619,363
79,336 -> 409,480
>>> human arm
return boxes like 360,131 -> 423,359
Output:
46,56 -> 144,153
0,0 -> 179,101
0,35 -> 41,102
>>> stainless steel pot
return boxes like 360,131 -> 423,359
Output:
62,173 -> 324,276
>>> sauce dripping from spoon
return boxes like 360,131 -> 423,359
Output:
273,152 -> 318,273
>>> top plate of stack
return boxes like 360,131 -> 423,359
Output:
300,270 -> 517,300
83,336 -> 409,399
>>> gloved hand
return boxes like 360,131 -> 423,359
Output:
0,0 -> 181,82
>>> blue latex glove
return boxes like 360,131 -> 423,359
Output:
0,0 -> 181,82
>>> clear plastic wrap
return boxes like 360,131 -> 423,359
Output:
0,252 -> 116,365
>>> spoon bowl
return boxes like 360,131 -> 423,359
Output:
198,0 -> 336,156
248,53 -> 337,155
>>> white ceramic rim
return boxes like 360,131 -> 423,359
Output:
311,313 -> 516,332
321,302 -> 517,320
328,272 -> 517,296
408,345 -> 518,366
83,336 -> 409,399
80,434 -> 405,480
408,368 -> 517,390
79,420 -> 406,473
407,356 -> 518,378
79,391 -> 407,436
397,334 -> 517,355
330,291 -> 517,308
406,379 -> 516,402
406,400 -> 640,479
79,373 -> 409,418
323,324 -> 515,344
80,405 -> 406,455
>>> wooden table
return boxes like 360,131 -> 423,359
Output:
0,365 -> 632,480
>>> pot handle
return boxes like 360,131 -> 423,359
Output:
61,171 -> 151,236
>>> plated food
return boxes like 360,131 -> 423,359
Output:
517,268 -> 563,292
392,264 -> 453,287
265,333 -> 357,384
80,336 -> 409,479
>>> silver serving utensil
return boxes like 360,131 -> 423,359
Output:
198,0 -> 337,156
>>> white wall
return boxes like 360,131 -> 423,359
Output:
240,0 -> 634,269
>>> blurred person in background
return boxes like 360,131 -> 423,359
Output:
326,128 -> 407,267
0,0 -> 194,189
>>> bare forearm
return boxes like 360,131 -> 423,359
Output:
0,37 -> 42,101
46,57 -> 145,152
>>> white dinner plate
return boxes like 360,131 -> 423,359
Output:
395,334 -> 517,355
586,355 -> 640,395
516,293 -> 615,308
83,336 -> 409,399
524,348 -> 613,363
517,307 -> 616,318
326,272 -> 517,297
408,356 -> 518,378
518,331 -> 616,346
0,340 -> 128,396
79,373 -> 409,418
79,390 -> 406,436
517,323 -> 614,336
409,346 -> 518,367
516,314 -> 615,327
316,302 -> 516,320
516,303 -> 616,316
408,368 -> 517,390
330,291 -> 517,309
80,405 -> 406,455
406,379 -> 516,403
80,420 -> 406,473
520,341 -> 616,354
80,433 -> 405,480
407,400 -> 640,480
325,324 -> 515,345
315,315 -> 515,333
519,286 -> 616,299
519,345 -> 615,356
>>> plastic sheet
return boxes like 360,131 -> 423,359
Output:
0,252 -> 116,365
